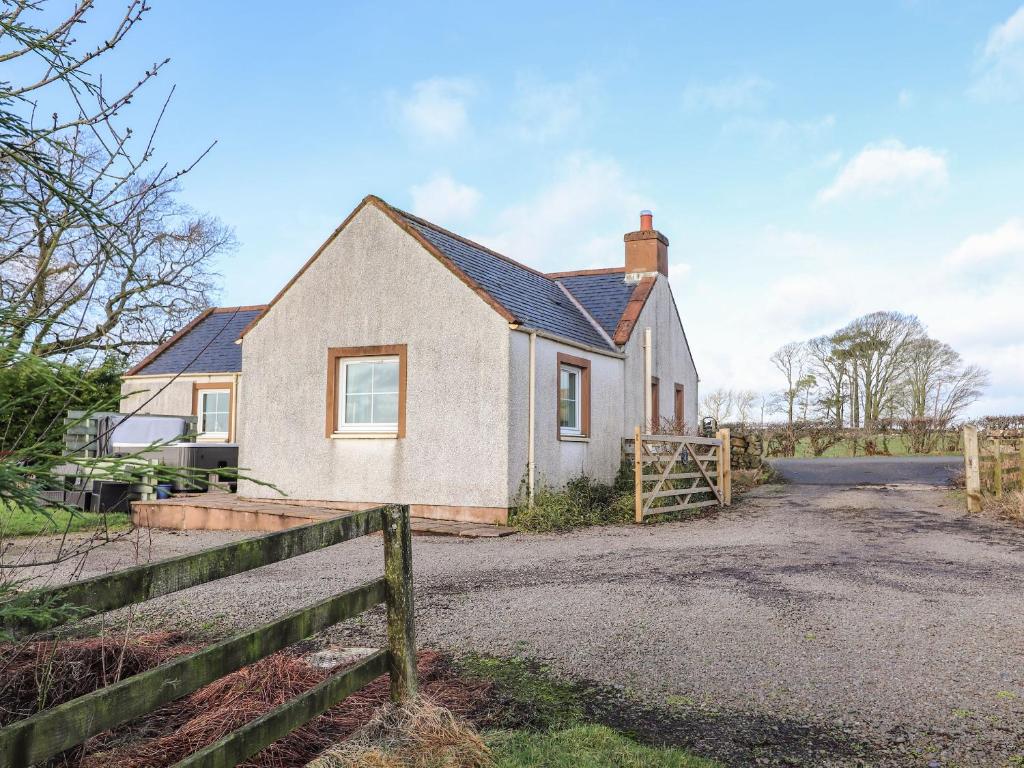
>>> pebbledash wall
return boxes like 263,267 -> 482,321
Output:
622,277 -> 699,435
236,204 -> 514,521
507,332 -> 625,500
120,373 -> 239,440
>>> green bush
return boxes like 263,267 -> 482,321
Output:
509,472 -> 634,533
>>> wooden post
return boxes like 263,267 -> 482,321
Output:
963,425 -> 982,514
715,428 -> 731,506
382,504 -> 417,702
993,442 -> 1004,498
634,425 -> 643,523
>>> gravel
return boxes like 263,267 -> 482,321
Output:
11,482 -> 1024,766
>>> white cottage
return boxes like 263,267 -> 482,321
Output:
234,196 -> 699,525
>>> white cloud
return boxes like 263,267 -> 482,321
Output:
722,114 -> 835,146
512,75 -> 597,142
970,5 -> 1024,102
409,174 -> 481,223
399,77 -> 476,141
946,217 -> 1024,269
682,75 -> 773,111
476,153 -> 649,270
816,139 -> 948,204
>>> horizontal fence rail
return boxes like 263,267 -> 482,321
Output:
0,505 -> 417,768
963,426 -> 1024,512
3,505 -> 386,639
627,428 -> 731,522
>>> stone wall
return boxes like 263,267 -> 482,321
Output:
730,432 -> 763,470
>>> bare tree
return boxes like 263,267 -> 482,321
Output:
700,387 -> 734,424
770,341 -> 807,430
1,133 -> 231,360
734,389 -> 757,425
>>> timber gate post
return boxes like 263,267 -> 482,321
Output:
715,428 -> 732,506
963,425 -> 982,513
634,425 -> 643,523
383,504 -> 418,702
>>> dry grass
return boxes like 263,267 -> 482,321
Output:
309,699 -> 493,768
987,490 -> 1024,523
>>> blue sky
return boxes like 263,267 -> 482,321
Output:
99,1 -> 1023,414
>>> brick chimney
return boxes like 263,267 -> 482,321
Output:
624,209 -> 668,278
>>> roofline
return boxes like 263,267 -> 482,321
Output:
122,371 -> 241,381
661,277 -> 701,381
211,304 -> 267,314
556,281 -> 616,349
611,277 -> 656,345
509,324 -> 626,359
239,195 -> 522,339
125,308 -> 215,376
126,306 -> 266,377
547,266 -> 626,279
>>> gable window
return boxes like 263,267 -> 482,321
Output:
557,353 -> 590,440
192,382 -> 234,441
326,345 -> 407,438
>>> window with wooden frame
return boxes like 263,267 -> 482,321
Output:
326,345 -> 407,438
192,382 -> 234,441
650,376 -> 660,429
674,383 -> 685,431
557,352 -> 591,440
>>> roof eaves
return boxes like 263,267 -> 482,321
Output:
612,277 -> 656,345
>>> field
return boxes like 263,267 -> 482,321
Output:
789,433 -> 961,458
0,504 -> 130,537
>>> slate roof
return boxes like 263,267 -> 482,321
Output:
555,271 -> 638,338
128,307 -> 265,376
394,209 -> 615,351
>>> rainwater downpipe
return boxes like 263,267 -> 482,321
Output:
643,327 -> 653,431
528,330 -> 537,505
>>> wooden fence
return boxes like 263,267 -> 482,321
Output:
624,428 -> 731,522
0,504 -> 416,768
963,426 -> 1023,512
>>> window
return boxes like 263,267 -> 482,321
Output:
650,376 -> 660,429
326,345 -> 407,437
192,382 -> 234,441
557,353 -> 590,439
674,383 -> 685,431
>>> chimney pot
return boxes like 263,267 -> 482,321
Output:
640,210 -> 653,231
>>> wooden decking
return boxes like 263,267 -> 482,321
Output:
131,495 -> 516,538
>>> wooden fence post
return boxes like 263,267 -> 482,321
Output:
993,443 -> 1004,498
634,425 -> 643,523
383,504 -> 417,702
715,428 -> 731,506
963,425 -> 982,514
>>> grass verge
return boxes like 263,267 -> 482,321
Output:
489,724 -> 718,767
0,503 -> 130,537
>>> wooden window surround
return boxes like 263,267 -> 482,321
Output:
192,381 -> 235,442
674,383 -> 685,431
557,352 -> 591,441
650,376 -> 660,429
326,344 -> 407,439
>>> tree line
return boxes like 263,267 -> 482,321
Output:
701,311 -> 991,455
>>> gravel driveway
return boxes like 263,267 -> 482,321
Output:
14,481 -> 1024,766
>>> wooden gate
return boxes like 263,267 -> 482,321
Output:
963,425 -> 1023,512
625,427 -> 731,522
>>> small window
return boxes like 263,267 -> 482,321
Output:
199,389 -> 230,437
339,357 -> 399,431
559,365 -> 582,436
557,353 -> 591,439
326,345 -> 407,438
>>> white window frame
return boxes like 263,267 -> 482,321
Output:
198,388 -> 231,438
559,364 -> 583,437
336,355 -> 400,434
